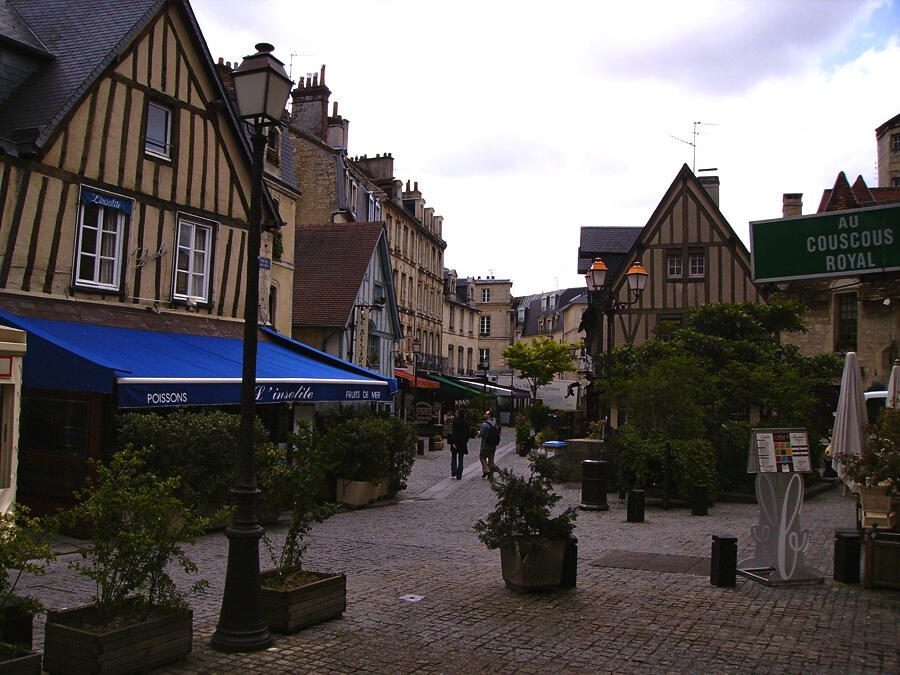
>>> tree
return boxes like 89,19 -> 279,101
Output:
502,337 -> 574,401
608,301 -> 841,492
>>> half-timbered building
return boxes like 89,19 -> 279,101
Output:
579,165 -> 762,423
0,0 -> 393,512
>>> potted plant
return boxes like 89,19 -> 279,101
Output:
319,415 -> 417,507
260,425 -> 344,633
0,507 -> 52,674
514,416 -> 532,457
474,454 -> 578,592
43,447 -> 209,675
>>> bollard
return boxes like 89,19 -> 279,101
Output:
626,489 -> 645,523
560,536 -> 578,588
579,460 -> 609,511
710,534 -> 737,587
691,483 -> 709,516
833,528 -> 861,584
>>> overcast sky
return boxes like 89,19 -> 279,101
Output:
192,0 -> 899,297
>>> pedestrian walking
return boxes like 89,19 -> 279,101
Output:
449,410 -> 469,480
478,409 -> 501,477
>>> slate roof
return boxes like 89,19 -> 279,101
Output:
817,172 -> 900,213
0,1 -> 49,55
516,287 -> 586,337
293,222 -> 385,328
0,0 -> 162,147
577,226 -> 641,277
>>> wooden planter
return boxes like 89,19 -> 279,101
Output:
260,570 -> 346,633
499,538 -> 567,592
864,530 -> 900,589
0,598 -> 35,648
43,601 -> 192,674
0,645 -> 41,674
336,479 -> 377,507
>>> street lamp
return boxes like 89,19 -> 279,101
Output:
584,257 -> 648,422
211,43 -> 292,654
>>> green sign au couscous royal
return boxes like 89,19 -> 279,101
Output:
750,203 -> 899,283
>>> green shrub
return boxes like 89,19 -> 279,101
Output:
474,454 -> 577,550
116,409 -> 270,511
614,426 -> 717,501
0,506 -> 53,640
60,447 -> 208,622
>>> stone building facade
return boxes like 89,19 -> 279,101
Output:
442,269 -> 480,376
456,276 -> 514,374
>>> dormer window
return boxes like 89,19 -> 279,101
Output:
266,127 -> 281,165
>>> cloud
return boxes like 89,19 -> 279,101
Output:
583,0 -> 884,94
431,137 -> 566,177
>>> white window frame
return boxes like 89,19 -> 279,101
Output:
173,215 -> 213,303
688,251 -> 705,278
482,288 -> 490,303
74,190 -> 127,290
667,253 -> 683,279
480,315 -> 491,336
145,101 -> 172,160
479,348 -> 490,368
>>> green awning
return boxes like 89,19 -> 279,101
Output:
427,373 -> 479,399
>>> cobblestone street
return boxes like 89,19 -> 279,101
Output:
21,429 -> 900,673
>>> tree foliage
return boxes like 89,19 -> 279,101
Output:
607,301 -> 841,492
502,337 -> 574,400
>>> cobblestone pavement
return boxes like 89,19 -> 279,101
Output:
20,428 -> 900,673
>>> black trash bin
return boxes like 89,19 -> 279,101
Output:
579,460 -> 609,511
833,528 -> 861,584
710,534 -> 737,587
626,489 -> 645,523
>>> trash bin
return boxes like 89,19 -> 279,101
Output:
579,460 -> 609,511
834,528 -> 861,584
539,440 -> 567,458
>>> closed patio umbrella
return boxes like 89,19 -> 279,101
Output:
832,352 -> 867,493
887,359 -> 899,409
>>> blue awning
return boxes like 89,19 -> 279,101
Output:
0,311 -> 396,408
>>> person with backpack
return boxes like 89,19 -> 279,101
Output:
478,409 -> 501,478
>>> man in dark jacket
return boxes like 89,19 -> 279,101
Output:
449,411 -> 469,480
478,409 -> 501,478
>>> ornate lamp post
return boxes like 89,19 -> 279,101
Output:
411,336 -> 421,420
211,43 -> 292,653
584,257 -> 648,422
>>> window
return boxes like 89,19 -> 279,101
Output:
448,345 -> 454,371
367,321 -> 380,368
374,282 -> 386,305
893,133 -> 900,152
688,251 -> 705,278
893,177 -> 900,188
667,253 -> 682,279
449,306 -> 455,330
479,348 -> 490,369
266,127 -> 281,165
145,101 -> 172,159
74,188 -> 129,290
835,292 -> 858,352
174,216 -> 213,303
267,285 -> 277,326
482,288 -> 490,303
480,315 -> 491,336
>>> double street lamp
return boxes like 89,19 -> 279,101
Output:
584,257 -> 649,422
211,43 -> 292,653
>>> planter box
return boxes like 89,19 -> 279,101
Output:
864,530 -> 900,590
336,479 -> 377,507
0,645 -> 41,674
260,570 -> 346,633
500,538 -> 567,592
43,601 -> 192,674
1,597 -> 34,648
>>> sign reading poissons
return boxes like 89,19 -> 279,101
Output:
750,204 -> 900,283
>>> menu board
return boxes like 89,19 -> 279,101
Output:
748,429 -> 811,474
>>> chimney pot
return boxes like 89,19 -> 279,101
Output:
782,193 -> 803,218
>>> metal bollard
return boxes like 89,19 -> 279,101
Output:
579,460 -> 609,511
691,483 -> 709,516
833,528 -> 861,584
626,489 -> 645,522
710,534 -> 737,587
560,536 -> 578,588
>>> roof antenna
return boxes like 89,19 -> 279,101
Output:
670,121 -> 717,173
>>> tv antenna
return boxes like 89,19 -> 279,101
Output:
287,50 -> 315,81
670,121 -> 717,173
